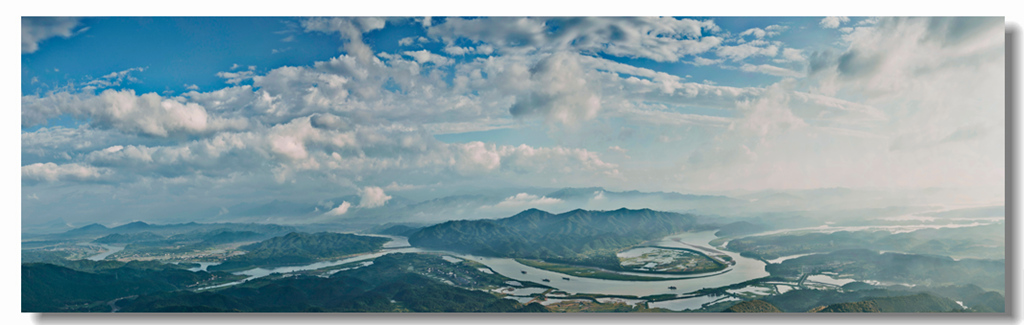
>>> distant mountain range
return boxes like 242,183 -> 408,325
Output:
26,221 -> 298,242
407,207 -> 715,267
187,187 -> 758,226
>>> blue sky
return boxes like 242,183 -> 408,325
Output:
20,17 -> 1006,225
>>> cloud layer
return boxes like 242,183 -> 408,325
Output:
21,17 -> 1005,225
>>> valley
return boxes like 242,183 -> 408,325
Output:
21,199 -> 1006,313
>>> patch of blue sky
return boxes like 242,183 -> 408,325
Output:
365,18 -> 432,54
21,17 -> 343,96
592,52 -> 781,88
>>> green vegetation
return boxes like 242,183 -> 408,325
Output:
516,259 -> 690,281
33,221 -> 297,242
94,232 -> 164,244
722,300 -> 782,313
409,208 -> 713,268
617,246 -> 725,273
208,232 -> 389,272
727,223 -> 1004,261
544,300 -> 652,312
811,293 -> 961,312
765,249 -> 1004,291
22,262 -> 244,312
760,285 -> 1002,313
118,253 -> 549,312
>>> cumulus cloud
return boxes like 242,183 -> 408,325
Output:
323,201 -> 352,216
716,42 -> 779,61
22,89 -> 249,137
22,162 -> 106,182
739,28 -> 766,39
508,52 -> 601,125
690,57 -> 724,66
216,70 -> 255,84
820,16 -> 850,29
403,50 -> 452,65
429,17 -> 722,62
20,17 -> 1005,224
22,17 -> 83,53
358,186 -> 392,208
446,141 -> 620,178
780,48 -> 805,62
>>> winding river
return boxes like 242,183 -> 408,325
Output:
446,231 -> 769,296
81,243 -> 125,261
197,230 -> 770,296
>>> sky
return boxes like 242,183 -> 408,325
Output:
20,16 -> 1006,226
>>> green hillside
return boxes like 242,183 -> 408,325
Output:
408,208 -> 711,268
723,300 -> 782,313
208,232 -> 389,272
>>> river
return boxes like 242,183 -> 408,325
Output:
81,243 -> 125,261
195,230 -> 770,297
446,231 -> 769,296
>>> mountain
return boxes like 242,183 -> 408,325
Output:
22,262 -> 238,312
120,253 -> 548,312
36,221 -> 298,242
766,249 -> 1005,291
112,221 -> 152,232
811,293 -> 961,312
207,232 -> 390,272
63,223 -> 110,237
723,300 -> 782,313
93,232 -> 164,244
407,207 -> 713,267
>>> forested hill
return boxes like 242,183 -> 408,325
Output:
407,208 -> 713,266
208,232 -> 389,272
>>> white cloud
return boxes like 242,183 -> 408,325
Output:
716,42 -> 779,61
820,16 -> 850,29
22,162 -> 105,182
19,17 -> 1005,224
216,70 -> 255,84
302,17 -> 387,62
781,48 -> 805,62
485,193 -> 562,209
739,28 -> 766,39
358,186 -> 392,208
443,45 -> 474,56
429,17 -> 722,62
83,67 -> 145,89
402,50 -> 453,66
508,52 -> 601,125
739,63 -> 803,77
324,201 -> 351,216
22,89 -> 249,137
690,57 -> 724,66
24,89 -> 249,137
22,17 -> 82,53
